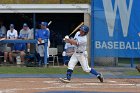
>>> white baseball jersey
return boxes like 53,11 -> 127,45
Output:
68,31 -> 91,73
7,29 -> 18,39
74,31 -> 87,52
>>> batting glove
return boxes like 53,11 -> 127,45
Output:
65,35 -> 69,39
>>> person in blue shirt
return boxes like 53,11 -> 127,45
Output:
9,37 -> 26,64
35,22 -> 50,66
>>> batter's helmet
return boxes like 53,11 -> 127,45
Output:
80,25 -> 89,33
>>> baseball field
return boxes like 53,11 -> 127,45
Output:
0,66 -> 139,93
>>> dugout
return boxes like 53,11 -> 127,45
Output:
0,4 -> 91,64
0,13 -> 84,47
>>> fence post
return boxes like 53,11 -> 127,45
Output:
33,13 -> 36,39
130,58 -> 134,68
44,40 -> 48,67
90,0 -> 94,67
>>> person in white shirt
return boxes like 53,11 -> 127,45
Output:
6,24 -> 18,39
4,24 -> 18,63
59,25 -> 104,83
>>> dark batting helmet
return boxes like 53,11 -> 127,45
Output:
80,25 -> 89,33
80,25 -> 89,35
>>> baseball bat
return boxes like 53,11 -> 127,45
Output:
69,22 -> 84,36
48,21 -> 52,26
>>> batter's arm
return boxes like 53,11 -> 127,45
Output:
64,38 -> 78,46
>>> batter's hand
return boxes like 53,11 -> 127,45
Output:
63,35 -> 69,40
63,35 -> 70,43
65,35 -> 69,39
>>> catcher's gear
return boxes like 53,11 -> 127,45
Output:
136,65 -> 140,72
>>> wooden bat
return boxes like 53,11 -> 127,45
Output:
48,21 -> 52,26
69,22 -> 84,36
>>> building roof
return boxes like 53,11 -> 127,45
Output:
0,4 -> 90,13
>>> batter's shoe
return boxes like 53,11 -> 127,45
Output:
59,78 -> 71,83
97,73 -> 104,83
136,65 -> 140,72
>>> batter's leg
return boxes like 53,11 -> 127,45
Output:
60,53 -> 78,83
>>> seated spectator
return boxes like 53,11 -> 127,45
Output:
0,21 -> 7,63
20,23 -> 32,53
6,24 -> 18,40
9,37 -> 26,64
4,24 -> 18,63
0,21 -> 6,36
0,34 -> 6,63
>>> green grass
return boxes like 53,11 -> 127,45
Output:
118,58 -> 140,64
124,70 -> 140,76
0,66 -> 139,76
0,67 -> 87,74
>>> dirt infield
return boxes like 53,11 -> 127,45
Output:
0,78 -> 139,93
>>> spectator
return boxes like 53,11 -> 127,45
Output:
35,22 -> 50,66
19,23 -> 32,52
0,34 -> 6,58
4,24 -> 18,63
9,37 -> 26,64
0,21 -> 6,36
6,24 -> 18,39
0,21 -> 11,63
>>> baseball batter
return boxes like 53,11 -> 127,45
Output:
60,25 -> 104,83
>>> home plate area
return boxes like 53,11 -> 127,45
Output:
0,78 -> 139,93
